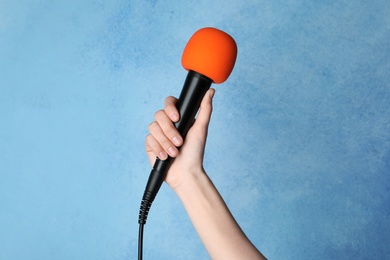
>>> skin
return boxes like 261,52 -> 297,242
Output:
145,88 -> 266,260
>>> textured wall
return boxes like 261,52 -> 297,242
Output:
1,0 -> 389,259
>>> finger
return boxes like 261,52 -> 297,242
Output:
154,110 -> 183,147
193,88 -> 215,133
148,121 -> 179,158
145,134 -> 167,161
164,96 -> 180,122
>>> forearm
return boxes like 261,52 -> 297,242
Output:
174,169 -> 266,260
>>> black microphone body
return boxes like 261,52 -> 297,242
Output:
138,70 -> 212,224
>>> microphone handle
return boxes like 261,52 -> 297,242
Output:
139,70 -> 212,224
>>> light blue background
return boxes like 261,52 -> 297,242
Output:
1,0 -> 389,259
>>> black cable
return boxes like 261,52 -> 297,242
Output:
138,223 -> 144,260
138,184 -> 156,260
138,191 -> 152,260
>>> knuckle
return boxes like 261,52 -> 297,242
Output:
154,110 -> 165,120
145,135 -> 160,152
145,135 -> 155,148
145,134 -> 153,144
148,121 -> 157,132
164,96 -> 175,104
164,97 -> 177,109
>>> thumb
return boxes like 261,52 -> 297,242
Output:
191,88 -> 215,136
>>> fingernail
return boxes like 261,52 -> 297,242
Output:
159,152 -> 167,160
168,147 -> 177,157
170,112 -> 179,121
172,136 -> 182,146
209,89 -> 215,99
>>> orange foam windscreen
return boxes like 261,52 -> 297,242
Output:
181,27 -> 237,84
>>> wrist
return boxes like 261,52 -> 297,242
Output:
169,166 -> 207,196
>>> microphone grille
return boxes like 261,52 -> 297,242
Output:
181,27 -> 237,84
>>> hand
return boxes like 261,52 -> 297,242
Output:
144,87 -> 266,259
145,88 -> 215,190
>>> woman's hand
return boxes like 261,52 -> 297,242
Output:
144,88 -> 265,259
145,88 -> 215,190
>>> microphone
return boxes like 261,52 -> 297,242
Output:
138,27 -> 237,225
